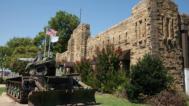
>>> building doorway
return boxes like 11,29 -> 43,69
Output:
119,50 -> 131,72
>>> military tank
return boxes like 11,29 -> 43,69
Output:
6,54 -> 96,106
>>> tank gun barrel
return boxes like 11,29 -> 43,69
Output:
18,58 -> 35,62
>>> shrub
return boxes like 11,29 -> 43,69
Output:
115,70 -> 130,98
76,44 -> 129,94
98,69 -> 128,93
94,45 -> 129,94
74,59 -> 96,88
74,44 -> 132,97
127,54 -> 172,102
147,90 -> 187,106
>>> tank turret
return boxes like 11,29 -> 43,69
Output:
25,57 -> 56,76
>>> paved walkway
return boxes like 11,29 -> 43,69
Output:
0,84 -> 6,88
0,92 -> 27,106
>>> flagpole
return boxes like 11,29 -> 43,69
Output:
48,37 -> 51,57
44,27 -> 47,57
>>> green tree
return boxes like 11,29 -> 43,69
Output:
0,46 -> 11,77
5,37 -> 38,74
33,11 -> 79,55
33,32 -> 46,48
48,11 -> 80,53
7,37 -> 33,49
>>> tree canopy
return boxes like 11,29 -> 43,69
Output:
33,32 -> 47,48
4,37 -> 38,74
34,10 -> 80,54
0,46 -> 11,72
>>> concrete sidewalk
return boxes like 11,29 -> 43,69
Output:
0,92 -> 27,106
0,84 -> 5,88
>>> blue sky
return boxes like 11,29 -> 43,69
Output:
0,0 -> 189,46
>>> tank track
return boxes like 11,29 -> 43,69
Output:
6,81 -> 28,103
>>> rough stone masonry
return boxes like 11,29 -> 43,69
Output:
56,0 -> 189,94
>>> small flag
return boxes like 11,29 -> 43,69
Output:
46,28 -> 59,43
46,28 -> 57,36
51,36 -> 59,43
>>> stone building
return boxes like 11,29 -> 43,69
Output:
56,0 -> 189,94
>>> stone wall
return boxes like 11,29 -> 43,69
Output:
66,24 -> 90,62
87,0 -> 152,65
57,0 -> 189,91
147,0 -> 184,90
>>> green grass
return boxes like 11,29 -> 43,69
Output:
96,93 -> 146,106
187,100 -> 189,106
0,87 -> 5,95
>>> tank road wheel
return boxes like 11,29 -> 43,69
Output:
13,87 -> 17,97
11,86 -> 15,96
8,86 -> 11,95
10,86 -> 14,96
10,85 -> 13,95
15,87 -> 20,100
8,84 -> 11,94
6,85 -> 9,94
7,85 -> 10,94
11,86 -> 14,96
8,85 -> 11,95
16,91 -> 20,99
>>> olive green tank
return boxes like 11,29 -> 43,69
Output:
6,55 -> 96,106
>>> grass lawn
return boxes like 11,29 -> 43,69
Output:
0,87 -> 5,95
96,93 -> 146,106
187,100 -> 189,106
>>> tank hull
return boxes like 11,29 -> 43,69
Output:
6,57 -> 96,105
6,75 -> 96,105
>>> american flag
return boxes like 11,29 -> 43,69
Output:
46,28 -> 57,36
